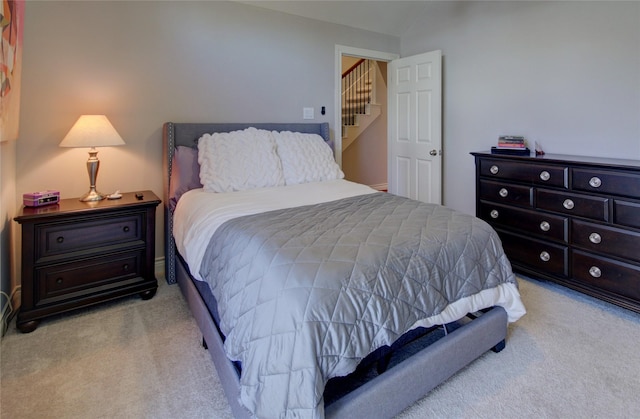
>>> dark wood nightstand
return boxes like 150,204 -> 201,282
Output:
14,190 -> 161,332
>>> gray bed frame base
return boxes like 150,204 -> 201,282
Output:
163,122 -> 508,418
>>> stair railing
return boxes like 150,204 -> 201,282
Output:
342,59 -> 372,126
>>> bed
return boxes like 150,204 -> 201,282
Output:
162,122 -> 526,419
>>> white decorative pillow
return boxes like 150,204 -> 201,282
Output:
198,127 -> 285,192
274,131 -> 344,185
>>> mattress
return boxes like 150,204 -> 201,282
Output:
173,180 -> 525,418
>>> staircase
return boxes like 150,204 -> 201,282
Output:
342,59 -> 381,151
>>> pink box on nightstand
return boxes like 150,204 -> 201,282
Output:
23,190 -> 60,207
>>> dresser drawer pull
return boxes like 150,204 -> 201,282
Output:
123,226 -> 130,233
490,165 -> 499,175
490,210 -> 499,219
123,264 -> 130,271
589,176 -> 602,188
589,232 -> 602,244
563,199 -> 574,210
499,188 -> 509,198
539,171 -> 550,181
540,221 -> 550,232
56,236 -> 64,244
539,251 -> 551,262
56,277 -> 63,285
589,266 -> 602,278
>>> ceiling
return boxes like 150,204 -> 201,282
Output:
238,1 -> 430,38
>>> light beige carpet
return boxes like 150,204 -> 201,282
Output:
1,275 -> 639,418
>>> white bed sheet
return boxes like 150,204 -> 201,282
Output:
173,180 -> 526,323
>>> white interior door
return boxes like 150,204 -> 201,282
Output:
388,50 -> 442,204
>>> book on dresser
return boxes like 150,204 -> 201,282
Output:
492,136 -> 530,155
471,151 -> 640,314
497,135 -> 526,147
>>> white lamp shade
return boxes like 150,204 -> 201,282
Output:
59,115 -> 126,148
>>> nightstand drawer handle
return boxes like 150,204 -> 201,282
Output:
539,251 -> 551,262
539,171 -> 550,181
490,210 -> 499,219
56,236 -> 64,244
56,277 -> 63,285
123,264 -> 130,271
499,188 -> 509,198
540,221 -> 550,232
490,165 -> 499,175
589,233 -> 602,244
589,177 -> 602,188
563,199 -> 574,210
123,226 -> 130,233
589,266 -> 602,278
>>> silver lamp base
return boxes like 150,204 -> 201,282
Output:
80,148 -> 106,202
80,187 -> 106,202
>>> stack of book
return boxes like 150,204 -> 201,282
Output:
491,135 -> 531,155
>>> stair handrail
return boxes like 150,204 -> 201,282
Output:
342,58 -> 366,78
342,59 -> 372,126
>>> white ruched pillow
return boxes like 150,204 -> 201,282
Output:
198,127 -> 285,192
274,131 -> 344,185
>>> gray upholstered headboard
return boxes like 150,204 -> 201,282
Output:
162,122 -> 331,284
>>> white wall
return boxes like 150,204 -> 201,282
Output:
401,1 -> 640,215
17,1 -> 399,260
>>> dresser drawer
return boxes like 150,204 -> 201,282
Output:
37,213 -> 144,261
35,250 -> 145,307
572,250 -> 640,302
573,168 -> 640,198
479,180 -> 533,207
480,202 -> 568,242
536,190 -> 609,221
614,200 -> 640,229
572,220 -> 640,263
496,230 -> 569,277
480,158 -> 568,188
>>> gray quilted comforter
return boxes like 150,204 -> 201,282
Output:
199,192 -> 517,418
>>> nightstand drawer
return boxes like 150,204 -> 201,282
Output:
35,251 -> 144,307
572,250 -> 640,302
37,213 -> 143,261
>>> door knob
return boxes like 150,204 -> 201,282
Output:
429,149 -> 437,156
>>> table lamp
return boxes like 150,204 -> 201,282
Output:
59,115 -> 125,201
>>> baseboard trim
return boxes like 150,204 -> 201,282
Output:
369,183 -> 388,191
155,257 -> 165,282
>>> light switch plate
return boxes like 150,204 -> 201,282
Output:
303,107 -> 314,120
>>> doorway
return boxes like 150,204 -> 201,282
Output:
335,45 -> 443,205
334,45 -> 398,176
341,58 -> 388,190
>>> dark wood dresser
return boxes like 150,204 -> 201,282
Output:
14,191 -> 161,332
472,152 -> 640,314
